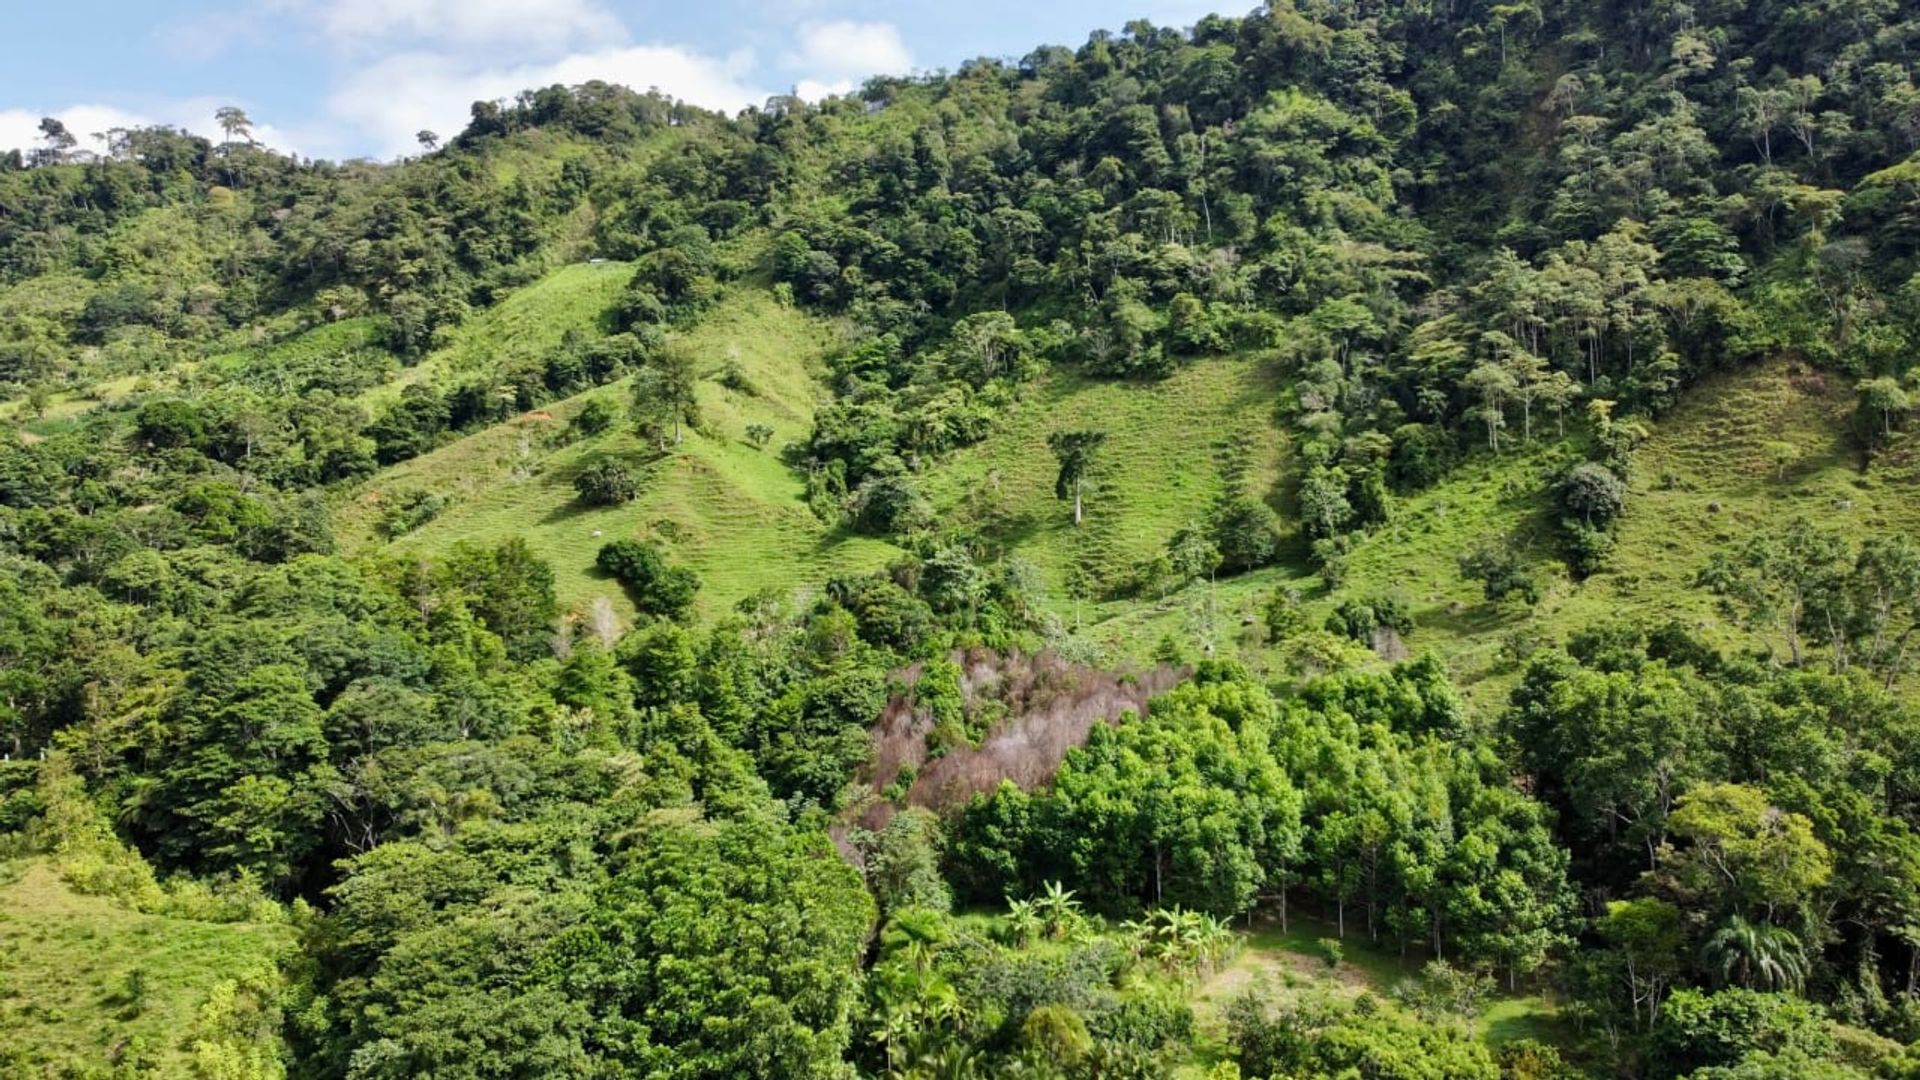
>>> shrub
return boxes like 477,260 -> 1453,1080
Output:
570,398 -> 619,437
1650,989 -> 1835,1078
377,490 -> 448,538
1320,937 -> 1345,969
1561,520 -> 1615,578
596,539 -> 699,620
1556,461 -> 1626,529
574,459 -> 641,505
1459,544 -> 1540,605
1326,596 -> 1414,644
1211,494 -> 1283,572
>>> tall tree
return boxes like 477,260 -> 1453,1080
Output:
632,340 -> 700,449
1047,429 -> 1106,526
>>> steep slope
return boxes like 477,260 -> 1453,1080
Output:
337,287 -> 902,618
0,861 -> 291,1075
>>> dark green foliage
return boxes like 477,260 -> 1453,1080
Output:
851,474 -> 932,535
1558,462 -> 1627,530
445,538 -> 560,660
952,673 -> 1304,918
826,572 -> 936,652
294,810 -> 871,1080
596,539 -> 699,620
572,458 -> 641,505
1326,595 -> 1415,646
1651,989 -> 1836,1079
569,397 -> 619,438
134,399 -> 206,451
376,491 -> 448,538
1210,494 -> 1283,573
1459,544 -> 1541,606
552,817 -> 873,1079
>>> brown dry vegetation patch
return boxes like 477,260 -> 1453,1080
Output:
851,648 -> 1185,832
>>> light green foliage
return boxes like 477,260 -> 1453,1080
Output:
336,289 -> 902,618
951,667 -> 1304,918
1226,991 -> 1502,1080
0,859 -> 291,1075
7,3 -> 1920,1075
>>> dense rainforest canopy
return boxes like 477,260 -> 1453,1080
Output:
5,0 -> 1920,1077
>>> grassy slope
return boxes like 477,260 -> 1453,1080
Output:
1324,358 -> 1909,705
0,860 -> 291,1074
918,353 -> 1920,708
340,272 -> 1915,707
359,260 -> 633,410
337,287 -> 902,620
1169,914 -> 1561,1077
921,353 -> 1291,614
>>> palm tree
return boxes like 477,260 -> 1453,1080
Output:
909,1044 -> 982,1080
1004,897 -> 1041,948
1034,881 -> 1083,940
883,908 -> 947,975
1116,916 -> 1151,964
1705,915 -> 1808,991
1196,912 -> 1238,976
873,1004 -> 918,1075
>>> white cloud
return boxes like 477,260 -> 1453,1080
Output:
788,20 -> 911,82
0,101 -> 302,158
0,105 -> 148,157
792,78 -> 856,102
326,45 -> 768,159
9,8 -> 917,161
317,0 -> 625,53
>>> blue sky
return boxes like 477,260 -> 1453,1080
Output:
0,1 -> 1235,161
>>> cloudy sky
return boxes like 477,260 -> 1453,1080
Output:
1,0 -> 1235,162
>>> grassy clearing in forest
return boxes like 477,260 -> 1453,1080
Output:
1172,914 -> 1563,1076
1018,358 -> 1920,708
0,860 -> 291,1074
338,287 -> 902,620
358,259 -> 633,410
920,353 -> 1290,622
339,283 -> 1920,707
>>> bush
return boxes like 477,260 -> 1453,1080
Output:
1211,494 -> 1283,573
135,399 -> 206,450
570,398 -> 619,437
1326,596 -> 1414,645
596,539 -> 699,620
851,474 -> 933,535
574,459 -> 641,505
1650,989 -> 1836,1079
1561,519 -> 1615,578
1557,461 -> 1626,529
1320,937 -> 1345,969
377,490 -> 448,538
1459,544 -> 1540,605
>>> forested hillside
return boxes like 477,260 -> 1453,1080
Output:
5,0 -> 1920,1076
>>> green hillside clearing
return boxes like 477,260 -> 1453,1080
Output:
0,860 -> 291,1076
337,287 -> 902,619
